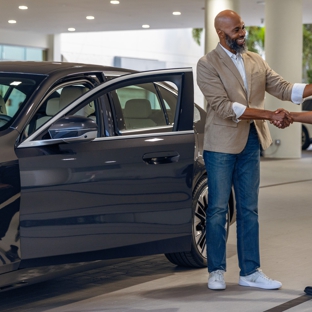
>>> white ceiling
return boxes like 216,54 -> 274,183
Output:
0,0 -> 311,35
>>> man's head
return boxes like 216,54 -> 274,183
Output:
215,10 -> 247,54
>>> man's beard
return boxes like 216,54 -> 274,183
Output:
225,33 -> 247,54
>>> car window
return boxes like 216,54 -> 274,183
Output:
0,74 -> 46,130
302,99 -> 312,111
156,83 -> 178,125
112,83 -> 169,131
24,82 -> 95,138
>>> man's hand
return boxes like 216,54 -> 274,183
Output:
270,108 -> 293,129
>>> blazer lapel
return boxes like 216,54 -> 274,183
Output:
242,53 -> 251,101
216,44 -> 247,95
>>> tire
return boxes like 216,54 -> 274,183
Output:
165,176 -> 232,268
302,125 -> 310,150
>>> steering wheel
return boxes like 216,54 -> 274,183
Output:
0,115 -> 11,122
0,115 -> 12,127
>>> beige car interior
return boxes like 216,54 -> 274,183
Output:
123,99 -> 157,129
36,85 -> 95,130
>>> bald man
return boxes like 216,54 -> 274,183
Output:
197,10 -> 312,291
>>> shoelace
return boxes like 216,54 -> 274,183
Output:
212,270 -> 224,281
255,269 -> 272,281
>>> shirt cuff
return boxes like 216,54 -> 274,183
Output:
291,83 -> 306,104
232,102 -> 247,122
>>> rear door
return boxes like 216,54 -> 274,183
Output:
17,68 -> 195,264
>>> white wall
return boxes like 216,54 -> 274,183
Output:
0,29 -> 49,49
61,28 -> 205,107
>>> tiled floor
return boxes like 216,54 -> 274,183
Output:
1,152 -> 312,311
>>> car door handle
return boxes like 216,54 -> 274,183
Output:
142,151 -> 180,164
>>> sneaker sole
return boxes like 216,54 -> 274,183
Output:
208,283 -> 226,290
239,279 -> 281,290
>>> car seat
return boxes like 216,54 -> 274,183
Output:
123,99 -> 157,129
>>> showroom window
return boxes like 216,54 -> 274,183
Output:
0,45 -> 44,61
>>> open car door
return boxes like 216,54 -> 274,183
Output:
17,68 -> 195,266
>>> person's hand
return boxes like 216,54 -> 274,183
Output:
270,108 -> 293,129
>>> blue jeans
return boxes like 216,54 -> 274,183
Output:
203,123 -> 260,276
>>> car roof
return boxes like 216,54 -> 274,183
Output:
0,61 -> 133,76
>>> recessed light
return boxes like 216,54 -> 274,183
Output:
8,20 -> 17,24
86,16 -> 95,20
110,1 -> 120,4
68,28 -> 76,32
142,24 -> 150,29
19,5 -> 28,10
173,12 -> 181,15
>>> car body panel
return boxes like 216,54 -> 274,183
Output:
17,132 -> 194,260
301,98 -> 312,149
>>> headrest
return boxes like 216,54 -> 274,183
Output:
46,98 -> 60,116
124,99 -> 152,118
59,86 -> 88,110
75,102 -> 95,118
0,95 -> 7,115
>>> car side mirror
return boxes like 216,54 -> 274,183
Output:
48,115 -> 98,142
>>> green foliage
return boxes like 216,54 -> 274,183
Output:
307,70 -> 312,84
192,28 -> 203,46
245,26 -> 265,55
303,24 -> 312,83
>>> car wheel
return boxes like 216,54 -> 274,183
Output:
302,125 -> 310,150
165,176 -> 232,268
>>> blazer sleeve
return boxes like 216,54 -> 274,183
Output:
197,55 -> 237,120
258,56 -> 293,101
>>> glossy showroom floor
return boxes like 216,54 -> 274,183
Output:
1,150 -> 312,312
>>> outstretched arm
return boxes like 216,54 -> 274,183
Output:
290,111 -> 312,124
303,85 -> 312,98
240,107 -> 292,128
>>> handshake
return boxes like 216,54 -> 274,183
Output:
270,108 -> 293,129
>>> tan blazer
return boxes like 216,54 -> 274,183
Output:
197,44 -> 294,153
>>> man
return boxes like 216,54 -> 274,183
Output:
197,9 -> 312,291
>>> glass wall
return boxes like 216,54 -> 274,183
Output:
0,45 -> 44,61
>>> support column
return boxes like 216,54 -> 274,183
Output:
202,0 -> 240,109
204,0 -> 240,55
263,0 -> 302,158
47,34 -> 62,62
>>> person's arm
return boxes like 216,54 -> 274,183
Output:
303,85 -> 312,98
240,107 -> 289,122
290,111 -> 312,124
234,103 -> 292,127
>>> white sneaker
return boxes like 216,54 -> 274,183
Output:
239,269 -> 282,290
208,270 -> 226,290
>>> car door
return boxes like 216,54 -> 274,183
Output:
16,68 -> 195,266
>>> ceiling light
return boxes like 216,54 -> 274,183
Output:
142,24 -> 150,29
19,6 -> 28,10
8,20 -> 16,24
173,12 -> 181,16
110,1 -> 120,4
86,16 -> 95,20
68,28 -> 76,32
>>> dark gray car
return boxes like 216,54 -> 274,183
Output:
0,62 -> 234,289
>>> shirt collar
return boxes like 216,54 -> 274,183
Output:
219,43 -> 241,60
